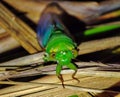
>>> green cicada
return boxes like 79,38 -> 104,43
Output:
37,12 -> 79,88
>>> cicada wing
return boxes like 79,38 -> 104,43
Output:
37,12 -> 74,47
37,13 -> 55,47
53,15 -> 75,41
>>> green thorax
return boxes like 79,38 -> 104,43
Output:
46,30 -> 76,53
44,30 -> 78,63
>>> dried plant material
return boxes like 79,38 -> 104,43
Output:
0,77 -> 120,97
0,23 -> 19,54
3,0 -> 98,23
98,10 -> 120,20
0,52 -> 44,66
0,60 -> 120,81
4,0 -> 120,24
0,32 -> 20,54
0,26 -> 6,34
0,3 -> 42,54
78,36 -> 120,55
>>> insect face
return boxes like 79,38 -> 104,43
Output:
55,50 -> 74,65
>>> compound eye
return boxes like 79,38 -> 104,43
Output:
50,52 -> 56,58
43,53 -> 49,61
44,53 -> 48,57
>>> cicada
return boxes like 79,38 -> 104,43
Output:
37,12 -> 79,88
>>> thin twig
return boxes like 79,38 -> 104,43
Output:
0,52 -> 45,66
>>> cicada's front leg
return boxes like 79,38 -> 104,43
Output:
58,74 -> 65,88
72,69 -> 80,83
67,63 -> 80,83
56,64 -> 65,88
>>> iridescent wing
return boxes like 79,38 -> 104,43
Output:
37,13 -> 64,47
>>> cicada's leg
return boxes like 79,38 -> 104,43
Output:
56,64 -> 65,88
72,70 -> 80,83
67,63 -> 80,83
58,74 -> 65,88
